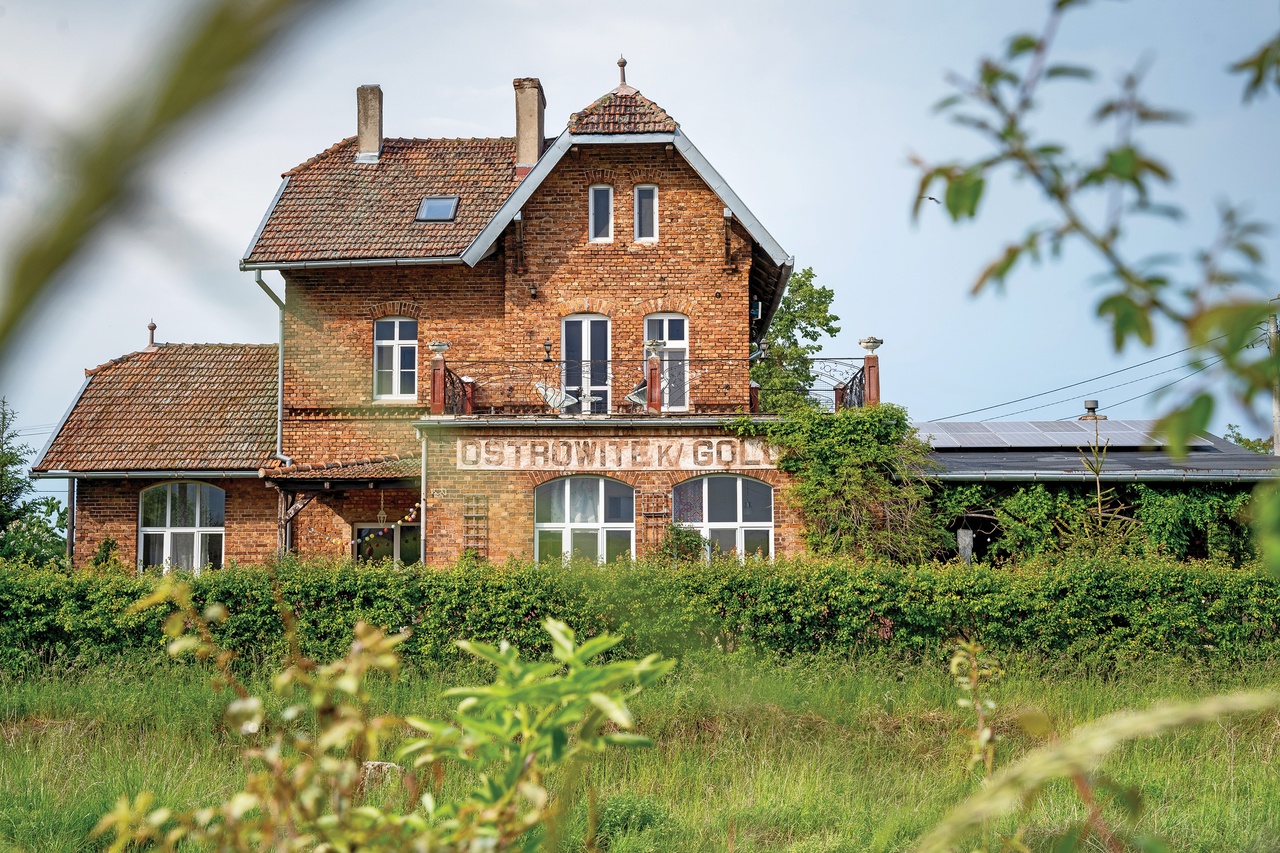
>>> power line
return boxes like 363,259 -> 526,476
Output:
1104,358 -> 1221,412
933,336 -> 1228,421
982,359 -> 1215,421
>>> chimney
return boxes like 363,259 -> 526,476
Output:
355,84 -> 383,164
513,78 -> 546,179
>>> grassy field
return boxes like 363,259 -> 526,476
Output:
1,651 -> 1278,852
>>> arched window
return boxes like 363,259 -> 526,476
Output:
562,314 -> 611,414
139,482 -> 225,572
644,313 -> 688,411
373,317 -> 417,400
534,476 -> 634,562
672,476 -> 772,557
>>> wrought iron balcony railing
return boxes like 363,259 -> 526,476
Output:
429,355 -> 869,417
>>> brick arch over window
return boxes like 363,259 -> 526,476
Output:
628,167 -> 663,186
365,300 -> 424,322
634,297 -> 696,319
583,168 -> 616,184
557,297 -> 617,318
521,468 -> 646,490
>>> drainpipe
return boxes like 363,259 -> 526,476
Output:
255,271 -> 292,466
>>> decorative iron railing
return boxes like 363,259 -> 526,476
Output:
432,355 -> 867,417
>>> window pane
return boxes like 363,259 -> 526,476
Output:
199,533 -> 223,570
399,525 -> 421,564
709,528 -> 737,555
171,483 -> 197,527
199,485 -> 225,527
356,527 -> 395,562
605,530 -> 631,563
741,480 -> 772,523
646,318 -> 663,341
591,187 -> 610,239
673,480 -> 702,523
537,530 -> 563,562
142,532 -> 165,568
170,532 -> 195,570
564,319 -> 583,387
141,486 -> 168,528
666,317 -> 684,341
399,346 -> 416,395
375,345 -> 394,396
665,352 -> 687,408
636,187 -> 655,239
604,479 -> 634,523
589,319 -> 608,384
569,477 -> 598,523
571,529 -> 599,562
399,320 -> 417,340
742,529 -> 771,558
535,481 -> 565,523
707,477 -> 738,523
417,196 -> 457,221
375,320 -> 396,341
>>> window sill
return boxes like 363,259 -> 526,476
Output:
588,238 -> 614,245
372,397 -> 420,406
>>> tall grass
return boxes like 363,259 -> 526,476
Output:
2,652 -> 1277,852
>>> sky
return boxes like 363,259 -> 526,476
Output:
1,0 -> 1278,500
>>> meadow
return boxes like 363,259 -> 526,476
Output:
3,649 -> 1279,852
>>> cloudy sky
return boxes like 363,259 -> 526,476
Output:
1,0 -> 1278,497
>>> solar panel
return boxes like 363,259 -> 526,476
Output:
920,431 -> 961,448
944,422 -> 994,434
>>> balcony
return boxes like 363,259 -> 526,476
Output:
428,355 -> 869,417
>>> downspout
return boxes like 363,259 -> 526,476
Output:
255,271 -> 292,467
418,426 -> 428,565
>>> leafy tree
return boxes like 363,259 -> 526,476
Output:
750,267 -> 840,412
1225,423 -> 1272,455
0,399 -> 65,565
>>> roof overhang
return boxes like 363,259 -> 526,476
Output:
31,470 -> 264,480
927,469 -> 1276,483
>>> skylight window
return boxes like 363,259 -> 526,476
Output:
415,196 -> 458,222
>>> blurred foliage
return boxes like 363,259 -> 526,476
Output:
0,399 -> 65,565
94,578 -> 671,851
749,267 -> 841,413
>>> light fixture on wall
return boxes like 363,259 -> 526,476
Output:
543,339 -> 553,362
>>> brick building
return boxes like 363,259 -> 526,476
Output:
33,64 -> 874,569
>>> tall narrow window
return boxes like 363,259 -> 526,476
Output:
672,476 -> 773,558
534,476 -> 634,563
634,184 -> 658,242
589,185 -> 613,242
563,314 -> 610,414
644,313 -> 688,411
374,317 -> 417,400
139,482 -> 225,572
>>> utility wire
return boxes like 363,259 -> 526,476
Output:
1103,358 -> 1222,412
982,358 -> 1220,421
933,336 -> 1227,421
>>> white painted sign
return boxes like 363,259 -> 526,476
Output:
455,436 -> 777,471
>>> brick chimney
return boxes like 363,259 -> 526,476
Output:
355,84 -> 383,164
513,78 -> 545,179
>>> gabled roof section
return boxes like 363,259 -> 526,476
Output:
242,137 -> 518,267
33,344 -> 278,474
567,84 -> 678,135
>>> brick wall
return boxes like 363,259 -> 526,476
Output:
72,477 -> 278,569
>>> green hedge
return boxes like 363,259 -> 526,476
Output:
1,555 -> 1277,674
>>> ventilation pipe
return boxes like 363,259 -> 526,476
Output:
255,271 -> 291,466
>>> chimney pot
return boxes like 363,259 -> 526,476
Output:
356,84 -> 383,164
513,77 -> 546,178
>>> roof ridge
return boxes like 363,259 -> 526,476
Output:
385,136 -> 515,144
283,136 -> 356,177
84,342 -> 276,376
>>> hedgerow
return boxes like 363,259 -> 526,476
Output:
1,554 -> 1277,674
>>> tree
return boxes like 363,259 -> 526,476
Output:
0,399 -> 66,565
749,267 -> 840,412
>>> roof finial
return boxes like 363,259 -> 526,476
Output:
618,55 -> 627,85
147,319 -> 157,348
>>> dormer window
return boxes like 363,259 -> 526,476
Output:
589,185 -> 613,242
415,196 -> 458,222
634,184 -> 658,242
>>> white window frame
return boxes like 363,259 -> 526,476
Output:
373,316 -> 418,401
534,476 -> 635,563
351,521 -> 421,563
671,475 -> 773,559
138,482 -> 226,574
562,314 -> 611,414
589,184 -> 614,243
644,313 -> 689,412
633,184 -> 658,242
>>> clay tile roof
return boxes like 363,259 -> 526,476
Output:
567,85 -> 678,135
244,137 -> 519,265
34,344 -> 278,473
263,455 -> 421,480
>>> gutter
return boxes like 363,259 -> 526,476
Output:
241,255 -> 464,272
928,470 -> 1278,483
32,470 -> 262,480
255,272 -> 292,467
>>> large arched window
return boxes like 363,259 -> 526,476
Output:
672,476 -> 772,557
374,317 -> 417,400
534,476 -> 634,562
139,482 -> 225,571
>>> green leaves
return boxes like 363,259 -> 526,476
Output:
1153,392 -> 1214,459
1096,293 -> 1154,349
1231,31 -> 1280,101
944,168 -> 986,221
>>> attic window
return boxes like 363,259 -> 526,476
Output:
416,196 -> 458,222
